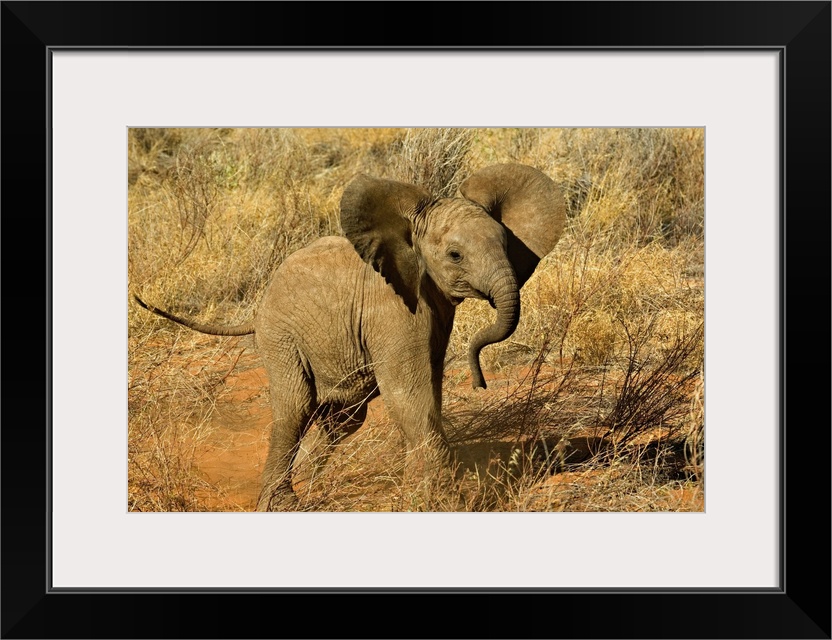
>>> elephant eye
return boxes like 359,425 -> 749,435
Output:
448,250 -> 462,262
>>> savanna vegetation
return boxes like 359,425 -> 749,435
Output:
128,127 -> 704,512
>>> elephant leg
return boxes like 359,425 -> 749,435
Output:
375,367 -> 452,505
291,401 -> 369,495
256,353 -> 316,512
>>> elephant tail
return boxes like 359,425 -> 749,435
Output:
133,294 -> 255,336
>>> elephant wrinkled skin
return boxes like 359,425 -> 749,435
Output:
135,163 -> 566,510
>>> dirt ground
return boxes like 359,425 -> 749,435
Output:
188,358 -> 703,512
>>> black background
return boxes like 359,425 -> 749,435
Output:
2,2 -> 829,638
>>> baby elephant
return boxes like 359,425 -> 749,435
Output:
135,163 -> 565,510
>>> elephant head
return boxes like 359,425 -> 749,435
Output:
340,163 -> 565,389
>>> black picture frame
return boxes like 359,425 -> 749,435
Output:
2,2 -> 829,638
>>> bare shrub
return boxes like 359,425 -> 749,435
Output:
170,142 -> 221,263
389,128 -> 475,197
127,331 -> 245,511
684,374 -> 705,480
602,318 -> 704,447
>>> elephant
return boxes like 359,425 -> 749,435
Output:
134,163 -> 566,511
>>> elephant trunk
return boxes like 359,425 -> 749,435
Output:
467,267 -> 520,389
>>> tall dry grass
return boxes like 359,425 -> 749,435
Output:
128,127 -> 704,511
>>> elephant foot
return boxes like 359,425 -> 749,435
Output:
401,449 -> 459,511
255,489 -> 299,512
399,475 -> 461,511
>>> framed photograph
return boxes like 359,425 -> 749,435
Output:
3,2 -> 829,638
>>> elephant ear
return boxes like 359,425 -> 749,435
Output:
340,175 -> 432,313
460,163 -> 566,287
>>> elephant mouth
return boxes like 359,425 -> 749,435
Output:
474,288 -> 497,309
450,287 -> 496,309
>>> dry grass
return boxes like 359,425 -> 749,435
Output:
128,127 -> 704,512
